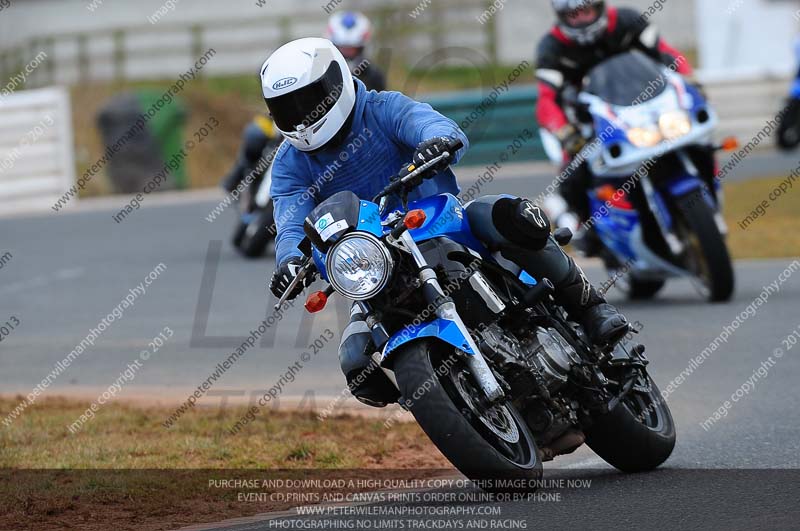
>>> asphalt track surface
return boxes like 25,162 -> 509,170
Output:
2,155 -> 800,530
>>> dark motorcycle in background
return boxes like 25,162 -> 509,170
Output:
276,138 -> 675,486
776,39 -> 800,150
231,152 -> 276,258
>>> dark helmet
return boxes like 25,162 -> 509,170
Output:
551,0 -> 608,45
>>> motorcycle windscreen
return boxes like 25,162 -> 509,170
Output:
303,190 -> 361,252
584,51 -> 667,106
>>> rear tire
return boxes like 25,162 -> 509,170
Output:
674,193 -> 734,302
393,340 -> 542,488
612,271 -> 665,300
626,277 -> 665,300
586,376 -> 675,472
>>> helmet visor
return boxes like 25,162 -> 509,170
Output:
559,5 -> 601,29
266,61 -> 344,132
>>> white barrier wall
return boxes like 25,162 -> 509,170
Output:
0,87 -> 76,212
697,0 -> 798,80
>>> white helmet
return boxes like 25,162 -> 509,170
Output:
551,0 -> 608,45
326,12 -> 372,57
261,38 -> 356,152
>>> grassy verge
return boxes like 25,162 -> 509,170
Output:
722,176 -> 800,259
0,396 -> 443,469
0,396 -> 447,530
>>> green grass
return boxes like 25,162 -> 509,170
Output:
723,177 -> 800,259
0,396 -> 444,469
0,396 -> 449,530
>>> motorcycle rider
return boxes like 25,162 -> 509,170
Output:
221,115 -> 281,194
536,0 -> 696,234
222,11 -> 386,194
263,38 -> 628,389
326,11 -> 386,92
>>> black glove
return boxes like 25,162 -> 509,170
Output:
555,124 -> 586,157
269,258 -> 310,300
412,136 -> 454,172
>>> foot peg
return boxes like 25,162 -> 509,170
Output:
538,429 -> 586,462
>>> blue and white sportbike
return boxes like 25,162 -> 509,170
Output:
543,51 -> 735,302
275,137 -> 675,486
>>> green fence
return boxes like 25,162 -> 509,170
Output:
424,85 -> 546,166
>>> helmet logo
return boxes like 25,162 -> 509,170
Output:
272,77 -> 298,91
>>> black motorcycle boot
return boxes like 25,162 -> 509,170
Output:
553,256 -> 630,347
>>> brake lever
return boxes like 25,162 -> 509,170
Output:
401,151 -> 450,183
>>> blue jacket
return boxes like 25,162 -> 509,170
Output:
270,78 -> 469,265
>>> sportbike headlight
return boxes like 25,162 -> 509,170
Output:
627,126 -> 662,148
659,111 -> 692,140
326,233 -> 393,300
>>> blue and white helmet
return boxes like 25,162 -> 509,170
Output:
551,0 -> 608,45
260,38 -> 356,152
326,11 -> 372,58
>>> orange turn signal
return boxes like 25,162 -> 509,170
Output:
596,184 -> 617,202
404,209 -> 427,229
305,291 -> 328,313
720,136 -> 739,151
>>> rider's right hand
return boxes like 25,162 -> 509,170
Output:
412,136 -> 453,172
270,258 -> 309,300
555,124 -> 586,157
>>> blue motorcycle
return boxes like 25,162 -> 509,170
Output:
275,138 -> 675,485
542,51 -> 735,302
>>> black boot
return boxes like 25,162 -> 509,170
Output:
553,256 -> 629,346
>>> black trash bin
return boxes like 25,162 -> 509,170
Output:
96,91 -> 188,193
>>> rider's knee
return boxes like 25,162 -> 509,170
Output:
491,197 -> 551,250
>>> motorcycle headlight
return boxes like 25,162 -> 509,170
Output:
326,233 -> 393,300
659,111 -> 692,140
627,126 -> 662,147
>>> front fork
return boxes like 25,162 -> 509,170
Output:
394,231 -> 506,403
639,148 -> 727,257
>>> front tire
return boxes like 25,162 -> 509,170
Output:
674,193 -> 734,302
586,375 -> 675,472
393,340 -> 542,487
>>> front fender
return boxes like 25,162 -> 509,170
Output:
382,318 -> 475,360
663,173 -> 717,210
665,173 -> 703,198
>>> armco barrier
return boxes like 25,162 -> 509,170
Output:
423,86 -> 545,166
0,87 -> 75,212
